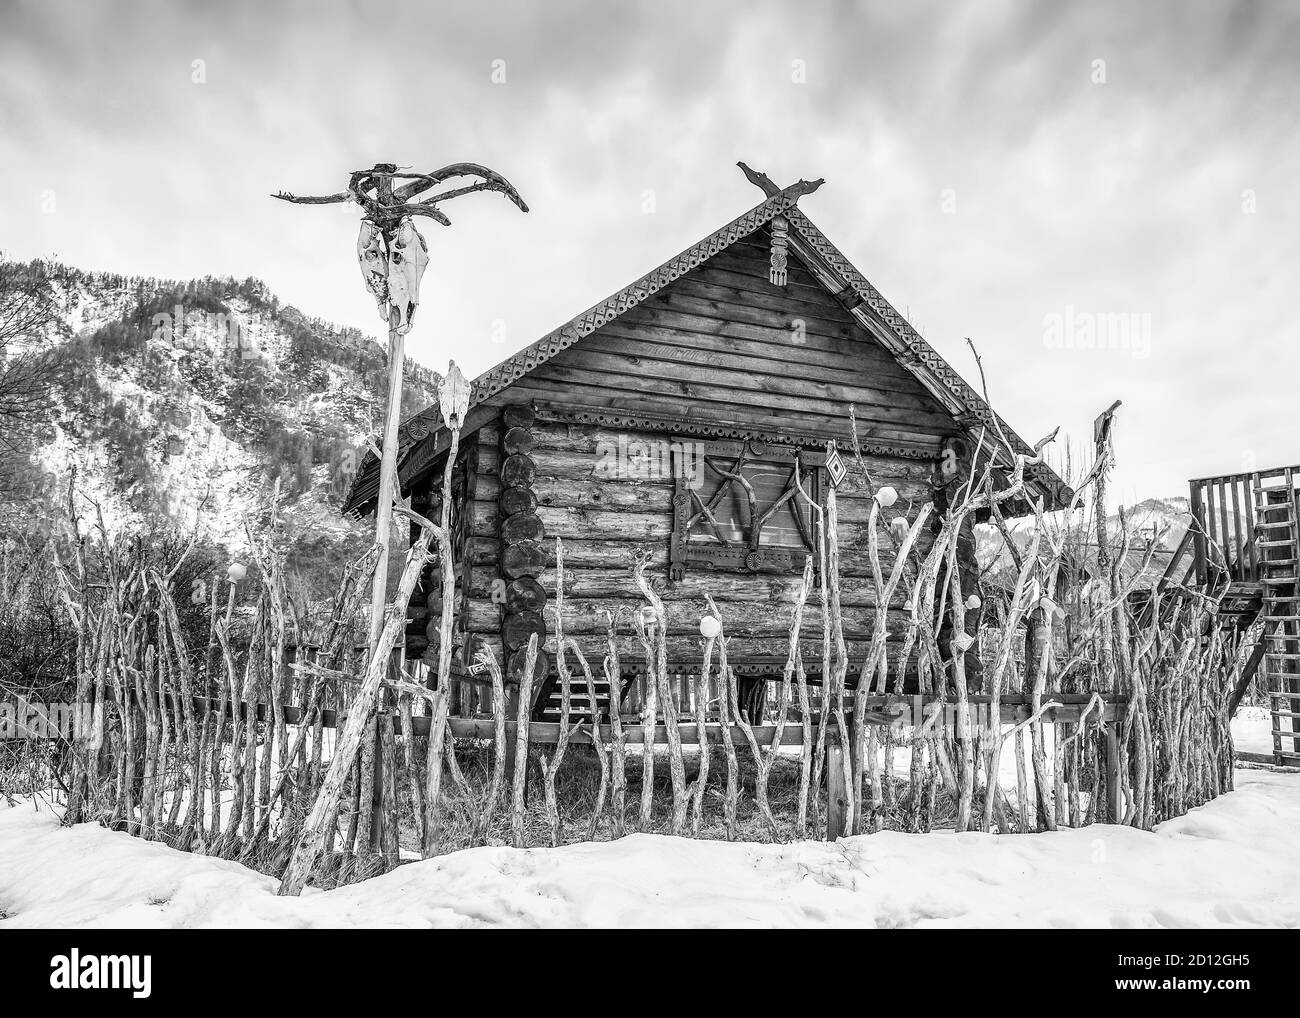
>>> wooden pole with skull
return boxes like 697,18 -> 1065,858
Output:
272,163 -> 526,889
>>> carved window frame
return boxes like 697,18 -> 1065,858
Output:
669,439 -> 825,580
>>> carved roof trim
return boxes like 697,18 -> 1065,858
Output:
783,207 -> 1073,508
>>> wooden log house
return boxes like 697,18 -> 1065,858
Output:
342,168 -> 1073,722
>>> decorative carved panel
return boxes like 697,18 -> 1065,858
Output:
670,439 -> 825,580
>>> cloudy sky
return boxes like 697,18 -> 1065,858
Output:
1,0 -> 1297,503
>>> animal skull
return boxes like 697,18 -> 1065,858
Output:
386,217 -> 429,335
356,221 -> 389,321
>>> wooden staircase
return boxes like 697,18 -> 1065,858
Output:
534,669 -> 617,723
1253,468 -> 1300,766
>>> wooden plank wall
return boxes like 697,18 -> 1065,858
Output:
481,225 -> 959,456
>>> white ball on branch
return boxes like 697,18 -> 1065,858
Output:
875,485 -> 898,507
699,615 -> 721,639
227,562 -> 247,583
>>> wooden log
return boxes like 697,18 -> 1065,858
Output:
463,598 -> 913,644
582,322 -> 921,388
377,715 -> 399,870
500,510 -> 545,544
471,566 -> 910,609
541,346 -> 955,423
502,540 -> 547,579
500,453 -> 537,488
511,634 -> 540,848
476,644 -> 508,840
502,426 -> 536,456
826,724 -> 849,839
507,645 -> 551,687
471,531 -> 922,583
604,612 -> 627,839
502,403 -> 535,429
1106,724 -> 1124,823
502,610 -> 546,652
507,381 -> 949,453
505,576 -> 546,613
522,420 -> 938,481
541,538 -> 575,847
499,486 -> 538,517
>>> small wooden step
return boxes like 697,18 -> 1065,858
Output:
1258,539 -> 1296,549
1256,519 -> 1295,529
1257,501 -> 1295,512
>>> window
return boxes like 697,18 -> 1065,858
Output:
669,439 -> 825,579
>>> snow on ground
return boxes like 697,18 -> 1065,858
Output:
2,767 -> 1299,928
1233,705 -> 1275,756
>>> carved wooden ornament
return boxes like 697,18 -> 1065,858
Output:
769,215 -> 789,285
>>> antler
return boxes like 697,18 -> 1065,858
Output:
388,162 -> 529,212
273,161 -> 528,228
271,190 -> 351,205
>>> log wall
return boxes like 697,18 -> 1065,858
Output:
417,226 -> 985,689
458,416 -> 950,680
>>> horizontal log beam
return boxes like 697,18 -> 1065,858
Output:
175,693 -> 1126,738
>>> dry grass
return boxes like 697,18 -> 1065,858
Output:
399,739 -> 961,856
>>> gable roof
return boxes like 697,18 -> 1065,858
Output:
342,180 -> 1072,516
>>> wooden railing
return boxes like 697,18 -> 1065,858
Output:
1189,463 -> 1300,585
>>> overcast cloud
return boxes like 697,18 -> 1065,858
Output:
1,0 -> 1296,503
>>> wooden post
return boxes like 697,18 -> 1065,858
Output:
377,713 -> 399,871
368,308 -> 405,651
1105,724 -> 1123,823
827,714 -> 855,839
502,684 -> 519,785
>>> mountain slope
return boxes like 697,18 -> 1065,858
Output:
2,260 -> 438,562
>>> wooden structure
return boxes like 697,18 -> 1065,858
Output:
1140,462 -> 1300,766
342,168 -> 1072,724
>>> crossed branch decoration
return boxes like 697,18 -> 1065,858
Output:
272,162 -> 528,334
685,444 -> 818,562
273,161 -> 528,227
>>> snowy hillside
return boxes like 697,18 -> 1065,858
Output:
975,495 -> 1243,585
2,261 -> 439,557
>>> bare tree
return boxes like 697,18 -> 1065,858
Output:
0,260 -> 68,500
